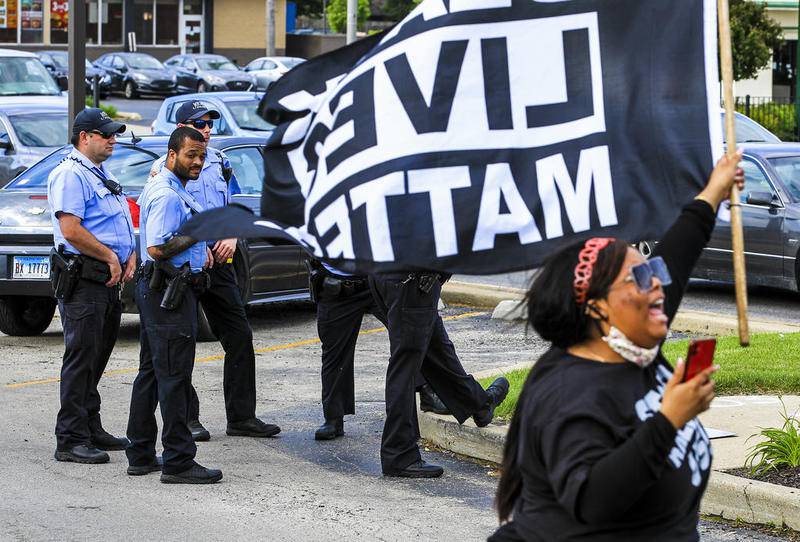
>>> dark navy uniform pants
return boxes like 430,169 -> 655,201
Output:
188,263 -> 256,424
126,277 -> 198,475
55,279 -> 122,450
317,283 -> 428,424
368,273 -> 490,473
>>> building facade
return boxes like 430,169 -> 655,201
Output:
0,0 -> 287,63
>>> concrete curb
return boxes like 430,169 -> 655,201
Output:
115,111 -> 143,121
418,411 -> 800,531
442,281 -> 800,336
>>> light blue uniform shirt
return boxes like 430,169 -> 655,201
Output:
138,168 -> 207,272
47,149 -> 136,264
151,146 -> 240,210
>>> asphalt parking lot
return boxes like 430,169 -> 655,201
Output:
0,299 -> 794,541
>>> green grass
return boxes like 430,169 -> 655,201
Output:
480,332 -> 800,421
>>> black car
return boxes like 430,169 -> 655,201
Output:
36,51 -> 111,98
93,53 -> 178,99
0,136 -> 309,338
164,54 -> 255,93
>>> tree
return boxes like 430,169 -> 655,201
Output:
296,0 -> 324,18
729,0 -> 783,81
326,0 -> 371,33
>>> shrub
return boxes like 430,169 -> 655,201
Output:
84,96 -> 118,119
744,400 -> 800,476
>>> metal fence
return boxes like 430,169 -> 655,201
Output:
733,95 -> 798,141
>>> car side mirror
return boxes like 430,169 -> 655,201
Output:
56,75 -> 68,91
746,191 -> 779,207
0,134 -> 13,152
119,66 -> 128,73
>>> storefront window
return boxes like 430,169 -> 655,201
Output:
20,0 -> 42,43
102,0 -> 123,44
0,0 -> 18,43
86,0 -> 98,44
155,0 -> 177,45
132,0 -> 153,45
50,0 -> 68,44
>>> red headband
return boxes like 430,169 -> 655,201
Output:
573,237 -> 615,305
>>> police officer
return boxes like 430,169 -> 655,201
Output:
48,108 -> 134,464
311,261 -> 450,441
150,100 -> 278,442
369,272 -> 510,478
126,127 -> 222,483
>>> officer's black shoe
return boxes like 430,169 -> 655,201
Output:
418,384 -> 451,415
54,445 -> 110,464
127,456 -> 163,476
160,463 -> 223,484
314,418 -> 344,441
383,459 -> 444,479
188,419 -> 210,442
473,377 -> 511,428
90,427 -> 130,451
226,418 -> 281,438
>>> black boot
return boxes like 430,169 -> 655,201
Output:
473,377 -> 510,428
188,419 -> 210,442
90,426 -> 130,451
127,456 -> 163,476
383,459 -> 444,478
54,445 -> 109,464
226,418 -> 281,438
160,462 -> 222,484
418,384 -> 450,415
314,418 -> 344,441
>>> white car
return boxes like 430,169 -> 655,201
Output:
0,49 -> 66,105
243,56 -> 305,91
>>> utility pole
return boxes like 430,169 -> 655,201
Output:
796,2 -> 800,139
266,0 -> 276,56
68,0 -> 87,135
346,0 -> 357,44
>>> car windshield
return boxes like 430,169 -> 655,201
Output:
281,58 -> 304,68
768,156 -> 800,202
48,54 -> 92,71
197,57 -> 238,71
127,55 -> 163,70
5,144 -> 162,191
0,57 -> 61,96
9,113 -> 68,147
723,113 -> 781,144
226,100 -> 274,131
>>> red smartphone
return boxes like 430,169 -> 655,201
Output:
683,338 -> 717,382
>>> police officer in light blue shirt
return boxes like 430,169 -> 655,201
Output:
126,127 -> 222,484
149,100 -> 280,442
48,108 -> 134,465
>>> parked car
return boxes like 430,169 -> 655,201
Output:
243,56 -> 305,91
93,52 -> 177,99
0,135 -> 309,338
152,92 -> 274,137
0,104 -> 67,187
0,49 -> 65,105
723,110 -> 780,144
36,51 -> 111,97
164,54 -> 255,93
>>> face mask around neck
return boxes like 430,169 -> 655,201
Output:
602,326 -> 659,368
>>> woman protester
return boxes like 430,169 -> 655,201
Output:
489,151 -> 745,542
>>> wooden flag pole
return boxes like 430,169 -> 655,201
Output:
717,0 -> 750,346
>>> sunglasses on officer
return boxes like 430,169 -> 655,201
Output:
88,129 -> 117,139
622,256 -> 672,292
188,119 -> 214,129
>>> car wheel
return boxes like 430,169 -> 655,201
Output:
124,81 -> 138,99
196,305 -> 216,342
637,240 -> 655,258
197,81 -> 208,93
0,296 -> 56,336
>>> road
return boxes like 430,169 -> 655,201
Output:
0,301 -> 792,541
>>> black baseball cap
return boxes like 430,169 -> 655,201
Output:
72,108 -> 126,137
175,100 -> 221,124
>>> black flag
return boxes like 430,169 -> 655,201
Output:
180,0 -> 722,274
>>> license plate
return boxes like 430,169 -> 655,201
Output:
12,256 -> 50,279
